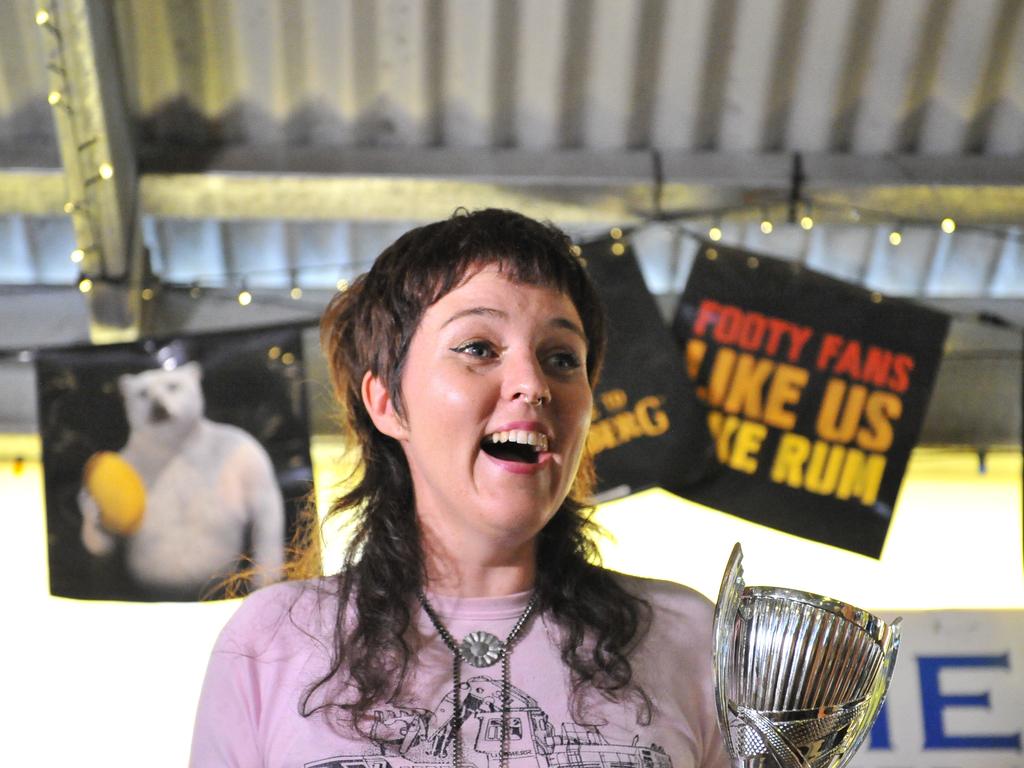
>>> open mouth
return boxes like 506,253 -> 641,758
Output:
481,430 -> 548,464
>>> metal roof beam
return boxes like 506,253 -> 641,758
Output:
38,0 -> 146,343
5,146 -> 1024,222
132,145 -> 1024,188
137,147 -> 1024,224
0,142 -> 66,215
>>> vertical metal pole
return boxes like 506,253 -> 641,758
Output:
39,0 -> 147,343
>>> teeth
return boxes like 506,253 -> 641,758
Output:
488,430 -> 548,452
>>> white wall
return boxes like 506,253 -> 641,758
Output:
1,442 -> 1021,766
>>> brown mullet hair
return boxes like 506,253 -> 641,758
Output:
303,208 -> 651,727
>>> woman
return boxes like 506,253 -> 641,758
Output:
191,209 -> 727,768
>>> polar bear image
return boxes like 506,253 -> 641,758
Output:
79,361 -> 285,598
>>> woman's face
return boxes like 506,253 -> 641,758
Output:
368,265 -> 593,560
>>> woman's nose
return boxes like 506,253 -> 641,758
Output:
504,353 -> 551,406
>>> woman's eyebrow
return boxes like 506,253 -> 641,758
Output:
442,308 -> 586,342
550,317 -> 587,343
441,307 -> 505,327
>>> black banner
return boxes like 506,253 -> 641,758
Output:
584,238 -> 713,500
36,324 -> 313,601
674,244 -> 950,557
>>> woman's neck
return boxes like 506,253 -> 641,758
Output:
414,511 -> 541,597
422,543 -> 537,598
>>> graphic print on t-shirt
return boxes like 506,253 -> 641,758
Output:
305,675 -> 673,768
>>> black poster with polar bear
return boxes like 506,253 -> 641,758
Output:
36,323 -> 314,602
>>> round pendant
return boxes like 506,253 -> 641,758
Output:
459,631 -> 504,667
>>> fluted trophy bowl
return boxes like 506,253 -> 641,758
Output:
713,544 -> 901,768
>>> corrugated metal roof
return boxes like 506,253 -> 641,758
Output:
0,0 -> 52,146
4,0 -> 1023,158
1,0 -> 1023,304
98,0 -> 1023,154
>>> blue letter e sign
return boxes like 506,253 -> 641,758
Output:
919,654 -> 1021,750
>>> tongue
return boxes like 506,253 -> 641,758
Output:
483,441 -> 537,464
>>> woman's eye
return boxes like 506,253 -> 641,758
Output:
452,341 -> 495,358
547,351 -> 583,371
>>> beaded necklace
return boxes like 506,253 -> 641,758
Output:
416,590 -> 538,768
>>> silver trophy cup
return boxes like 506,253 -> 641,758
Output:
713,544 -> 901,768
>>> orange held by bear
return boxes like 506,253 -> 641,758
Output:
83,451 -> 146,535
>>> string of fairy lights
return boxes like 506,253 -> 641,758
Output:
705,209 -> 959,244
49,193 -> 1014,302
18,198 -> 1024,313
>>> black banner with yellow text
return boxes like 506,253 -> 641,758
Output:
674,244 -> 949,557
584,238 -> 713,500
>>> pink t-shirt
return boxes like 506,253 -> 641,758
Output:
191,573 -> 729,768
